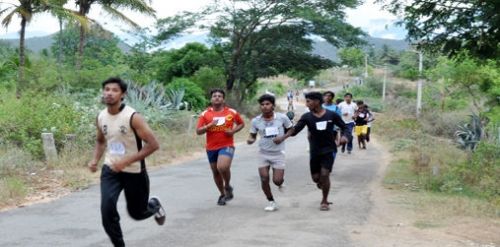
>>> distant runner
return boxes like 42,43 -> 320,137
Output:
366,104 -> 375,143
322,91 -> 342,160
338,93 -> 357,154
196,89 -> 245,206
354,101 -> 369,149
88,77 -> 166,247
289,92 -> 349,211
248,94 -> 293,211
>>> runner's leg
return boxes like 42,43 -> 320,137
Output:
210,162 -> 225,196
258,166 -> 273,201
347,122 -> 355,152
123,171 -> 156,220
320,167 -> 331,205
100,166 -> 125,247
218,157 -> 232,187
272,168 -> 284,187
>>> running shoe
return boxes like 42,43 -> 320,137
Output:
264,201 -> 278,212
278,184 -> 286,193
149,196 -> 166,225
217,195 -> 226,206
225,185 -> 234,201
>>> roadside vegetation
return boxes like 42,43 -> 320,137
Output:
0,0 -> 365,208
334,44 -> 499,223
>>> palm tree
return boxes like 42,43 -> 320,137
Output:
0,0 -> 85,97
74,0 -> 155,70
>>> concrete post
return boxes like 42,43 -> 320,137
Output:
41,133 -> 58,162
64,134 -> 77,152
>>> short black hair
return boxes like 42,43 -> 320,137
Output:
323,91 -> 335,98
210,88 -> 225,99
258,94 -> 275,105
356,100 -> 364,105
102,77 -> 127,93
305,91 -> 324,104
344,92 -> 353,98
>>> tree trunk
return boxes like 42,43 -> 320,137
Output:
57,17 -> 63,65
76,4 -> 87,71
57,17 -> 64,82
76,23 -> 85,70
17,17 -> 27,98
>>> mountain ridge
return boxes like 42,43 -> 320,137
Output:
1,33 -> 408,61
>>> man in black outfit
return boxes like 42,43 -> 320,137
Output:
288,92 -> 349,211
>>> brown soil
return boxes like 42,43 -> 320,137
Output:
349,139 -> 500,247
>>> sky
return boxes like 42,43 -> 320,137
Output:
0,0 -> 406,41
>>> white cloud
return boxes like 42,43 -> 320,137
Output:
346,0 -> 405,39
0,0 -> 211,38
1,0 -> 406,40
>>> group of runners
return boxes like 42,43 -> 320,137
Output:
88,77 -> 374,246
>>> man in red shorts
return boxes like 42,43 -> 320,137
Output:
196,89 -> 245,205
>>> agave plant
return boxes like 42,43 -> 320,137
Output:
125,80 -> 186,126
455,113 -> 484,151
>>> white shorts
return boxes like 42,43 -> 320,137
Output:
258,151 -> 286,169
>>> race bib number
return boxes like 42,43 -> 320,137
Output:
109,142 -> 126,155
315,121 -> 327,131
214,117 -> 226,126
264,127 -> 279,137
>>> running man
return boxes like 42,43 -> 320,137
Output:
247,94 -> 293,212
322,91 -> 341,116
338,93 -> 358,154
196,89 -> 245,206
88,77 -> 166,247
354,103 -> 370,149
366,104 -> 375,142
289,92 -> 349,211
322,91 -> 342,158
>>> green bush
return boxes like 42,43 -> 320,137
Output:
166,78 -> 208,111
191,66 -> 226,95
0,91 -> 91,158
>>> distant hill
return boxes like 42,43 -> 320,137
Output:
1,33 -> 132,53
312,36 -> 409,62
1,32 -> 407,62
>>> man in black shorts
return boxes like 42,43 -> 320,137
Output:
289,92 -> 349,211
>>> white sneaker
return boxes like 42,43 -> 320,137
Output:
278,184 -> 286,193
264,201 -> 278,212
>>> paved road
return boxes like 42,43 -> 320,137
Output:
0,97 -> 381,247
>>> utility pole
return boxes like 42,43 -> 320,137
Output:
382,65 -> 387,102
364,54 -> 368,78
416,51 -> 423,117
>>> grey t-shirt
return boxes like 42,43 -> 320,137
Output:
250,112 -> 293,152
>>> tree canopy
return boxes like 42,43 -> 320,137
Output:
381,0 -> 500,59
155,0 -> 365,101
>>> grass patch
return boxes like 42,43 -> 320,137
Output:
0,177 -> 28,206
413,220 -> 441,229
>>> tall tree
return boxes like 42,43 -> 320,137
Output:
156,0 -> 364,101
74,0 -> 155,70
380,0 -> 500,59
338,47 -> 364,74
0,0 -> 81,96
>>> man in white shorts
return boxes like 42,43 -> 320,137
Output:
247,94 -> 293,211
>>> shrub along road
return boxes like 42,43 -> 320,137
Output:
0,98 -> 492,247
0,105 -> 384,247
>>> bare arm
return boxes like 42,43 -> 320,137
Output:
247,133 -> 257,144
112,114 -> 159,172
273,127 -> 293,144
88,118 -> 106,173
196,120 -> 217,135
